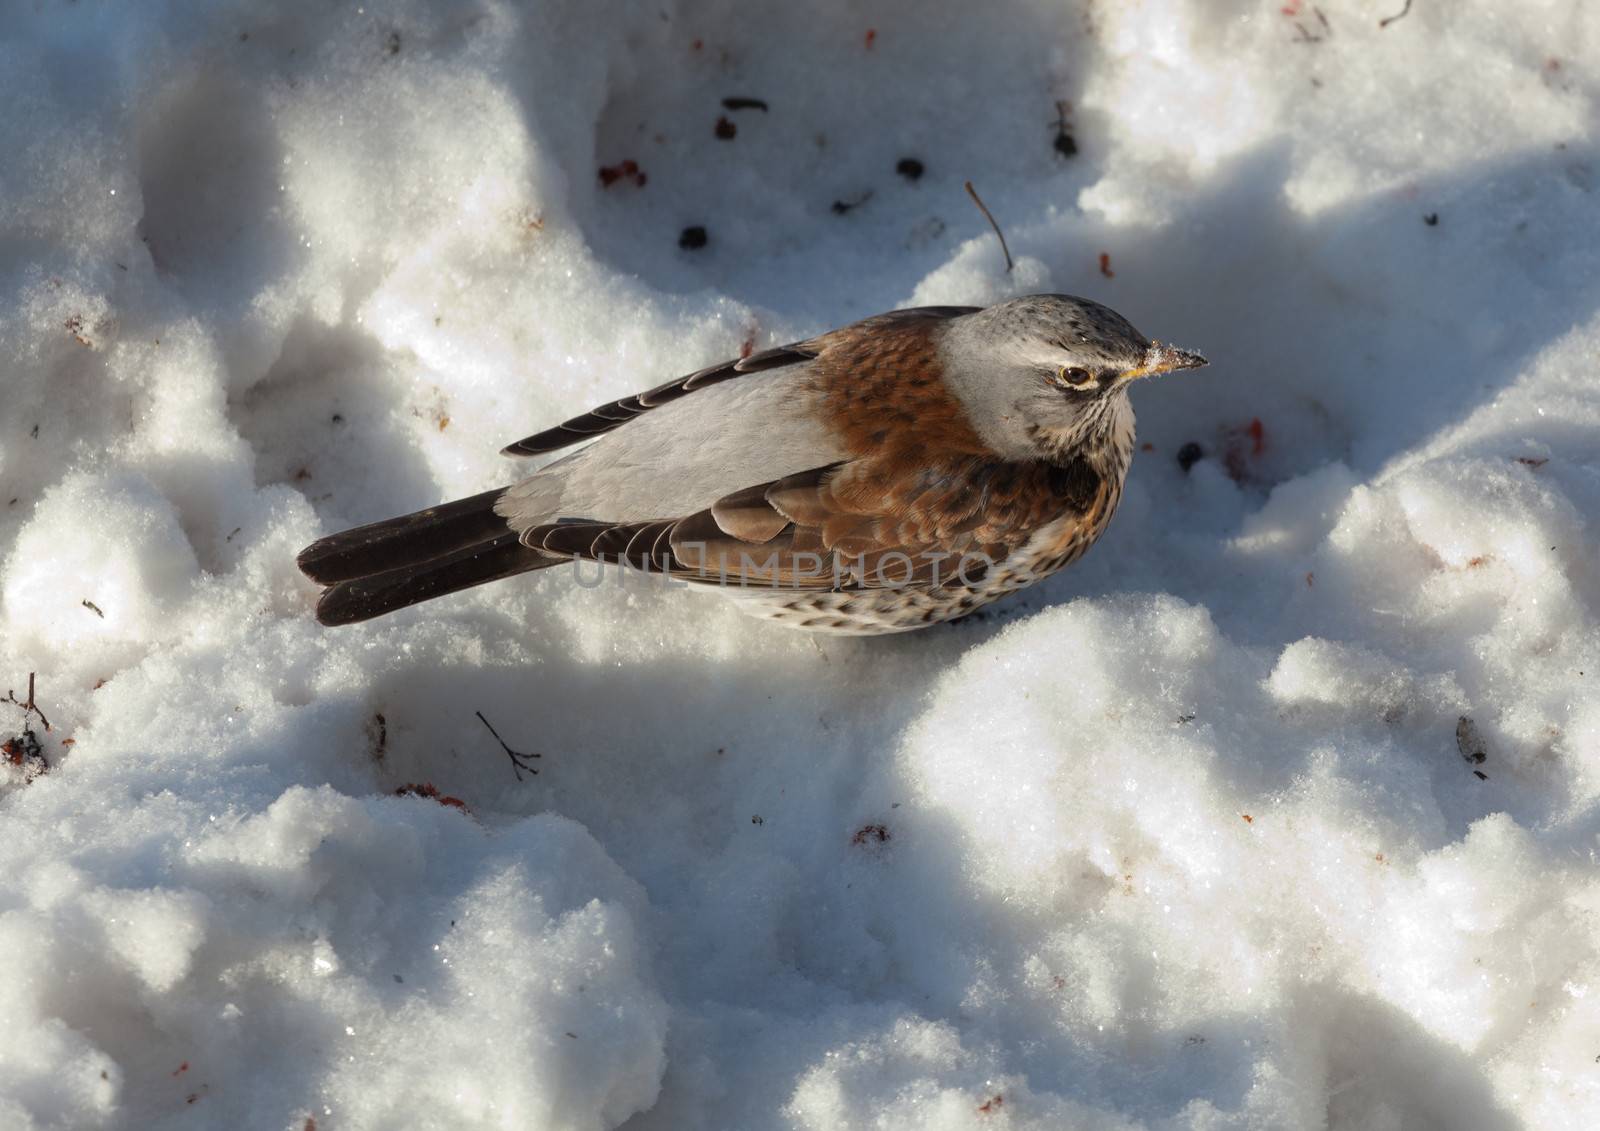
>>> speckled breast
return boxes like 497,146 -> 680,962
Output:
731,470 -> 1127,636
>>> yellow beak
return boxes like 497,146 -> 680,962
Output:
1122,341 -> 1208,382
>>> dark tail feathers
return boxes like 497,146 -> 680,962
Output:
297,488 -> 559,625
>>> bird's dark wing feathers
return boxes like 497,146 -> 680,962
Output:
499,306 -> 980,457
520,450 -> 1108,593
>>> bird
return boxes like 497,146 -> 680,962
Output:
296,294 -> 1206,634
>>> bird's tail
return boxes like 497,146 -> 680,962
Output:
297,488 -> 561,626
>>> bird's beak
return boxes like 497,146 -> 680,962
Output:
1122,341 -> 1209,382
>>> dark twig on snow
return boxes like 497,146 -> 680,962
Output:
476,710 -> 541,781
1379,0 -> 1414,29
964,181 -> 1013,273
3,673 -> 51,732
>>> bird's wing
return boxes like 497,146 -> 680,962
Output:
520,452 -> 1111,591
499,306 -> 980,457
500,344 -> 817,457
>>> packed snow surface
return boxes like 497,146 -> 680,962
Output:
4,1 -> 1600,1128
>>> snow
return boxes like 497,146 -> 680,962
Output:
3,0 -> 1600,1127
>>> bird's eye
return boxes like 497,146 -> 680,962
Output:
1057,366 -> 1093,387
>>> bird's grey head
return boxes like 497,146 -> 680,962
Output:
938,293 -> 1207,461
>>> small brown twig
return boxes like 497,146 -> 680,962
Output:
3,673 -> 51,732
1379,0 -> 1413,28
964,181 -> 1013,273
3,672 -> 52,780
476,710 -> 540,781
